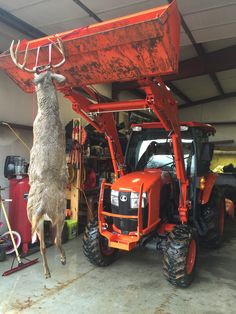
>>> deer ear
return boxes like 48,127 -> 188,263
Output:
51,73 -> 66,84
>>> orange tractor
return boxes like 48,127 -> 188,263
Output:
0,0 -> 224,287
83,119 -> 224,287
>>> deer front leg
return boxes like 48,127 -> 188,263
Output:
37,220 -> 51,278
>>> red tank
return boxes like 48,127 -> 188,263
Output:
8,176 -> 31,254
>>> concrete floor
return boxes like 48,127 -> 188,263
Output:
0,219 -> 236,314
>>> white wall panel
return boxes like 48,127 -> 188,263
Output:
216,69 -> 236,93
98,0 -> 168,22
0,71 -> 33,125
179,97 -> 236,143
173,75 -> 219,101
184,3 -> 236,29
192,22 -> 236,43
179,105 -> 203,122
84,0 -> 166,13
178,0 -> 236,15
0,21 -> 30,51
0,0 -> 45,11
13,0 -> 86,27
39,16 -> 95,34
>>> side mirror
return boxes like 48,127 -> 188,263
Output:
200,142 -> 214,162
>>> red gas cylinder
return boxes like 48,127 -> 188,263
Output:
8,176 -> 31,254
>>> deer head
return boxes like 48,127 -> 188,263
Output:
10,36 -> 66,73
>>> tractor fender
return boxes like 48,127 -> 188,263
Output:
201,173 -> 218,205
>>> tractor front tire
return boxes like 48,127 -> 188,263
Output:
201,187 -> 225,249
83,216 -> 119,266
163,225 -> 198,288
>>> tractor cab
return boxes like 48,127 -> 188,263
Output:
125,122 -> 215,177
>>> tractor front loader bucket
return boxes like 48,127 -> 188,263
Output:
0,0 -> 180,93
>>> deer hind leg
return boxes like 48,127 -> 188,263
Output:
55,217 -> 66,265
36,219 -> 51,278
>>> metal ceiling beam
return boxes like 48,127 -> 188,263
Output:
209,73 -> 225,95
165,82 -> 192,103
167,0 -> 224,95
180,91 -> 236,109
165,44 -> 236,82
0,8 -> 46,39
73,0 -> 102,22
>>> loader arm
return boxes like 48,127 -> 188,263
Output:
143,78 -> 189,223
64,77 -> 189,224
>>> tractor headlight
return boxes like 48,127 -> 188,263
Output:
130,192 -> 147,209
111,190 -> 119,206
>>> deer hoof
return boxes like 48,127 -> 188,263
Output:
61,256 -> 66,265
45,271 -> 51,279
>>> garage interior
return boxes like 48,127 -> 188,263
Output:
0,0 -> 236,313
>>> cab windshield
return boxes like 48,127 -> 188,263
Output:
125,128 -> 195,175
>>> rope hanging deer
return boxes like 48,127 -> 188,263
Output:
10,37 -> 68,278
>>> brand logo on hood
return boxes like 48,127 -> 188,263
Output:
120,195 -> 127,202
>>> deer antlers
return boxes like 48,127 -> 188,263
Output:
10,36 -> 66,73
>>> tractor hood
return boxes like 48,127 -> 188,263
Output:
112,169 -> 163,193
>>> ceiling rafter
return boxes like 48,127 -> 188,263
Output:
167,0 -> 224,96
73,0 -> 102,22
164,82 -> 191,102
0,8 -> 46,39
165,44 -> 236,81
165,82 -> 192,103
180,91 -> 236,109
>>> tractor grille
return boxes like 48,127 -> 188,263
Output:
111,191 -> 148,234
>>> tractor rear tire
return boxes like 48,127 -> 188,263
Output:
163,225 -> 198,288
83,216 -> 119,266
201,187 -> 225,249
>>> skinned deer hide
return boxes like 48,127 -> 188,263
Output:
27,71 -> 68,278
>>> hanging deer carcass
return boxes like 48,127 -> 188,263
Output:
10,38 -> 68,278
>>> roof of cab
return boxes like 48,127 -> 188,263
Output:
131,121 -> 215,134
